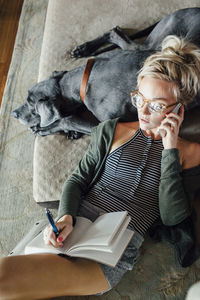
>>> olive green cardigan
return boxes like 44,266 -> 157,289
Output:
58,117 -> 200,226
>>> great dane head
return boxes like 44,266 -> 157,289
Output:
12,71 -> 70,128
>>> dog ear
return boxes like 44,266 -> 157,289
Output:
27,90 -> 35,105
36,100 -> 62,127
51,71 -> 68,79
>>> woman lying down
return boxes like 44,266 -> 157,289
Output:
0,35 -> 200,299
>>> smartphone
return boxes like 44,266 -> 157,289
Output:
157,103 -> 182,137
171,103 -> 182,115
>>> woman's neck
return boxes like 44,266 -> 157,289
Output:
141,128 -> 162,140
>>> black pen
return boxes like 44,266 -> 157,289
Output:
45,208 -> 59,237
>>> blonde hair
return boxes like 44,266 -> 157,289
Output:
137,35 -> 200,105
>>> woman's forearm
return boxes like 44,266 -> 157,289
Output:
159,148 -> 191,226
57,127 -> 99,220
57,180 -> 82,219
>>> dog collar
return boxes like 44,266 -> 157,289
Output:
80,58 -> 95,102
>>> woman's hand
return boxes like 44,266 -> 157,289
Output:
158,105 -> 184,149
43,214 -> 73,248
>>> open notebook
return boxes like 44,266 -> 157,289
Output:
25,211 -> 134,267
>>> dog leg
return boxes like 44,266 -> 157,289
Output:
71,23 -> 157,57
61,114 -> 99,137
30,121 -> 83,139
71,31 -> 111,58
72,26 -> 133,57
30,114 -> 99,138
72,27 -> 133,58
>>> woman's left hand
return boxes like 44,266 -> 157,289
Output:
157,105 -> 184,149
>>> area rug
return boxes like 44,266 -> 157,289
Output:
0,0 -> 49,256
1,1 -> 200,300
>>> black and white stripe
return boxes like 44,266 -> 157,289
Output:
86,128 -> 164,236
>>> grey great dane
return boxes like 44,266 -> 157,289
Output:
12,7 -> 200,139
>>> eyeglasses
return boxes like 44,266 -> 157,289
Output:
130,90 -> 177,114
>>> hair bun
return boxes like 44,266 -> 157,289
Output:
161,35 -> 185,55
161,35 -> 197,57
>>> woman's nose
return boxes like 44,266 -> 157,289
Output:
141,103 -> 151,115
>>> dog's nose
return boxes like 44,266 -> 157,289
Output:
12,110 -> 19,118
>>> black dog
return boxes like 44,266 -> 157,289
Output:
13,7 -> 200,139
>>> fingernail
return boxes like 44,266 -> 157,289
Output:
58,237 -> 63,242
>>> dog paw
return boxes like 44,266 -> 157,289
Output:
71,42 -> 93,58
35,130 -> 50,137
29,126 -> 48,136
29,125 -> 39,134
67,131 -> 83,139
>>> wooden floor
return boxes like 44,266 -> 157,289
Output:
0,0 -> 24,106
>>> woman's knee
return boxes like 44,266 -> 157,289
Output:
0,256 -> 31,299
0,257 -> 13,299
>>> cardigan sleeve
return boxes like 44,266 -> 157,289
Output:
57,118 -> 118,220
57,127 -> 98,219
159,148 -> 192,226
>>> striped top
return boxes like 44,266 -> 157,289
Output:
85,128 -> 164,236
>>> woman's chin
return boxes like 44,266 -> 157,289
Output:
139,119 -> 151,129
139,118 -> 160,129
139,121 -> 159,133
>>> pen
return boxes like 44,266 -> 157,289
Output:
45,208 -> 59,237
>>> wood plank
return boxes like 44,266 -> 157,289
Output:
0,0 -> 24,106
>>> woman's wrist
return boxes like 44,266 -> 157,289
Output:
162,137 -> 178,149
58,214 -> 76,226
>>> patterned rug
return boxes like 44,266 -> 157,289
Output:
0,1 -> 200,300
0,0 -> 48,256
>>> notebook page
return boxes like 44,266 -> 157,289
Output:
69,211 -> 128,250
25,217 -> 92,255
68,228 -> 134,267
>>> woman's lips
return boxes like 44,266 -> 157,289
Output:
140,118 -> 149,124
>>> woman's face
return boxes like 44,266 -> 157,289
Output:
137,76 -> 177,131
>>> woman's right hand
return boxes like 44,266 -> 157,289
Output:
43,214 -> 73,248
